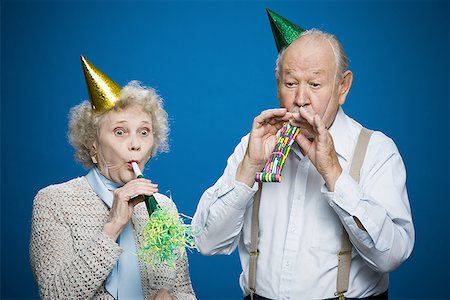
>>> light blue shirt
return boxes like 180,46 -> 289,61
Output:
86,168 -> 144,300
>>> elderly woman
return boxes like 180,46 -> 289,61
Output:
29,57 -> 196,300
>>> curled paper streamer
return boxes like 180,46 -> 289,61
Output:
131,162 -> 197,267
139,206 -> 197,269
255,122 -> 300,182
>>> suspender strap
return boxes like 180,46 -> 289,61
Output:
336,128 -> 373,299
349,128 -> 373,182
249,183 -> 262,300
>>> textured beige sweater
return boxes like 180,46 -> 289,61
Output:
29,177 -> 196,299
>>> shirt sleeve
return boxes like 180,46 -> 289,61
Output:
322,132 -> 415,273
192,134 -> 258,256
29,187 -> 122,299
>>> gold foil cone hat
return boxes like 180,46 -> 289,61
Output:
266,8 -> 306,52
80,56 -> 122,112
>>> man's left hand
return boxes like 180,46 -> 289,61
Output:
291,106 -> 342,191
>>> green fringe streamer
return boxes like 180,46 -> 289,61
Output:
139,206 -> 197,269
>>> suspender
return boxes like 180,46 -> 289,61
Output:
336,127 -> 373,299
248,127 -> 373,300
249,184 -> 262,300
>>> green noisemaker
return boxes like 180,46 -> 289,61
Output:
131,162 -> 158,215
266,8 -> 306,52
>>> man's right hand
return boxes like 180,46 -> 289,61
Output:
236,108 -> 290,187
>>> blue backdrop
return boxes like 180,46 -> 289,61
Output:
1,1 -> 449,299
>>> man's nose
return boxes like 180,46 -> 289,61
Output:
294,85 -> 310,107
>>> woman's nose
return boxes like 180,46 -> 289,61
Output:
129,135 -> 141,151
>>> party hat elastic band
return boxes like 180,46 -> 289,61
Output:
266,8 -> 306,52
80,55 -> 122,112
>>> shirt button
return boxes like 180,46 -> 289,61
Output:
329,202 -> 335,207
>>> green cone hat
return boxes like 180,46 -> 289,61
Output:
80,56 -> 122,112
266,8 -> 306,52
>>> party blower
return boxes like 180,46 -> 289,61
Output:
255,122 -> 300,183
131,161 -> 196,268
131,161 -> 158,215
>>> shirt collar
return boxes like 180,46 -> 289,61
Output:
328,106 -> 359,162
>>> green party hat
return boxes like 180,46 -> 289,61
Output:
80,56 -> 122,112
266,8 -> 306,52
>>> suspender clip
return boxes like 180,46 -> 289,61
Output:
250,288 -> 256,300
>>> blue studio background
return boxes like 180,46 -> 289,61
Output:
1,1 -> 449,299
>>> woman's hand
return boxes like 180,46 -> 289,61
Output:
151,288 -> 176,300
236,108 -> 290,187
102,178 -> 158,240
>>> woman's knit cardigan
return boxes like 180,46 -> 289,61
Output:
30,177 -> 196,299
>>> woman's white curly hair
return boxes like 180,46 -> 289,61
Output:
68,81 -> 169,168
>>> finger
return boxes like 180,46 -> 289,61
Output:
266,116 -> 290,125
299,106 -> 315,127
313,114 -> 328,144
289,118 -> 312,130
115,185 -> 159,202
254,108 -> 287,127
295,132 -> 312,153
129,195 -> 145,206
126,178 -> 153,185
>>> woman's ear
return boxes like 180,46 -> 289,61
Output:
89,142 -> 98,164
338,70 -> 353,105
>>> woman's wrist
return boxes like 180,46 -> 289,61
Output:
102,221 -> 123,241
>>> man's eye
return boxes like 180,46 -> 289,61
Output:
114,129 -> 125,136
310,82 -> 321,88
285,82 -> 296,88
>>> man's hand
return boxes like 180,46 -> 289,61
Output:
236,108 -> 290,187
291,106 -> 342,191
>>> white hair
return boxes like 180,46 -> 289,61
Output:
68,81 -> 169,168
275,28 -> 349,80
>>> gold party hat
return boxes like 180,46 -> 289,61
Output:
80,56 -> 122,112
266,8 -> 306,52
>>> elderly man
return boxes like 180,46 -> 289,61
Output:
193,10 -> 414,300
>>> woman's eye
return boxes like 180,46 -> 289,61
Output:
140,128 -> 152,136
114,128 -> 125,136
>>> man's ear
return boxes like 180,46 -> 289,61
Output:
338,70 -> 353,105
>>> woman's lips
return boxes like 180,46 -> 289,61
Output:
127,160 -> 139,170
